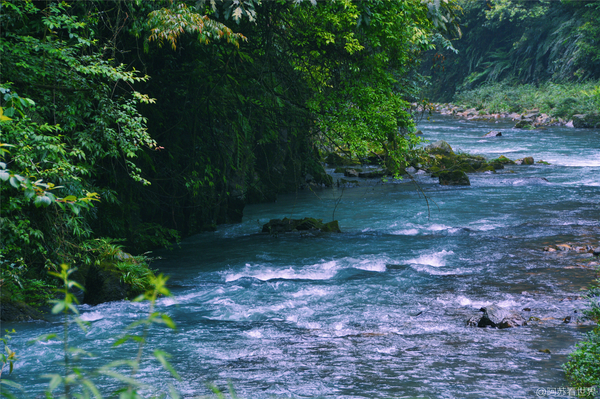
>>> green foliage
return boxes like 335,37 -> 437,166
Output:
0,0 -> 162,302
0,329 -> 22,399
563,273 -> 600,391
564,328 -> 600,390
453,81 -> 600,118
423,0 -> 600,101
14,264 -> 180,399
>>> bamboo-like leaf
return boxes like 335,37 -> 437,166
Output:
0,379 -> 22,390
153,350 -> 181,380
51,301 -> 66,314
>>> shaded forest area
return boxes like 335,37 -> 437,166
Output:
423,0 -> 600,102
1,0 -> 459,302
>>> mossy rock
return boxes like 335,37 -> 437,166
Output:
325,153 -> 359,166
572,112 -> 600,128
0,289 -> 47,322
425,140 -> 454,155
262,217 -> 342,234
516,157 -> 534,165
321,220 -> 342,233
358,169 -> 389,178
496,155 -> 515,165
83,261 -> 149,305
489,162 -> 504,170
305,160 -> 333,187
438,170 -> 470,186
514,120 -> 534,129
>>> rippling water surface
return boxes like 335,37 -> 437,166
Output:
5,115 -> 600,398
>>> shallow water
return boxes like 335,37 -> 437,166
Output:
4,115 -> 600,398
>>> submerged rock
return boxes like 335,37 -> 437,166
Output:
262,217 -> 342,234
467,304 -> 527,329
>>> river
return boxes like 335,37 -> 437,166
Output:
4,115 -> 600,398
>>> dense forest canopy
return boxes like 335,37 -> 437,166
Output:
424,0 -> 600,101
0,0 -> 459,296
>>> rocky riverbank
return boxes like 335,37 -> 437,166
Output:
429,103 -> 600,129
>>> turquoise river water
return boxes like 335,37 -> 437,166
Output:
3,115 -> 600,398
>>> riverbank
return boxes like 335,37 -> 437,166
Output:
428,81 -> 600,129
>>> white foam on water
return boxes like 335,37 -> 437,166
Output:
376,346 -> 397,354
160,297 -> 177,306
391,228 -> 420,235
224,255 -> 390,283
243,329 -> 263,338
469,219 -> 506,231
80,311 -> 104,322
224,260 -> 339,282
428,224 -> 451,231
205,298 -> 306,322
407,250 -> 454,267
487,148 -> 528,154
438,295 -> 521,310
351,257 -> 388,272
450,295 -> 492,309
546,155 -> 600,167
291,287 -> 329,298
496,299 -> 521,309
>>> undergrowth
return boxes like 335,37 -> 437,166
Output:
453,81 -> 600,118
564,274 -> 600,392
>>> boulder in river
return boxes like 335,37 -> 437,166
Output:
426,140 -> 454,155
344,169 -> 360,178
483,130 -> 502,138
514,119 -> 534,129
0,293 -> 47,322
572,113 -> 600,129
515,157 -> 534,165
262,217 -> 342,234
83,262 -> 147,305
438,170 -> 470,186
467,304 -> 527,329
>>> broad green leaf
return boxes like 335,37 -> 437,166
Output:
0,107 -> 13,122
8,176 -> 19,189
34,195 -> 52,208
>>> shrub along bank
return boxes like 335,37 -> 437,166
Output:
449,81 -> 600,125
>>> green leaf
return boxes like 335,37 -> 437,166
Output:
24,188 -> 35,199
153,349 -> 181,380
8,176 -> 19,189
0,379 -> 22,390
0,170 -> 8,182
34,195 -> 52,208
51,301 -> 66,314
